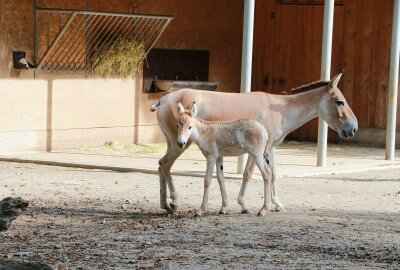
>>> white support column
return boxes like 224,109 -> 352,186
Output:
386,0 -> 400,161
237,0 -> 255,173
317,0 -> 335,167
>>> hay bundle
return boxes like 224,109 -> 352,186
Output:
92,39 -> 146,78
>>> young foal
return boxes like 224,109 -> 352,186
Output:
176,101 -> 273,216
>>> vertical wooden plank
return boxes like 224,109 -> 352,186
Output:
262,0 -> 277,93
370,0 -> 392,128
342,0 -> 357,109
352,0 -> 373,128
252,0 -> 266,91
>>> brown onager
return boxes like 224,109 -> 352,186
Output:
152,73 -> 358,213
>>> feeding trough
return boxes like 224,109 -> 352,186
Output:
153,80 -> 218,92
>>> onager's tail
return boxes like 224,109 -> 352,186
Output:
150,99 -> 161,112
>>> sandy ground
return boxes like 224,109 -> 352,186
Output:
0,159 -> 399,269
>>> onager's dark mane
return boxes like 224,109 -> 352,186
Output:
283,80 -> 330,95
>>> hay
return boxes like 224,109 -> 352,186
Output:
92,39 -> 146,78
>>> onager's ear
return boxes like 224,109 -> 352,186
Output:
328,73 -> 342,89
190,102 -> 197,117
177,101 -> 185,115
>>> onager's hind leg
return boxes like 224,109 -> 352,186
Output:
237,157 -> 256,214
270,149 -> 284,211
159,141 -> 192,212
252,154 -> 272,217
216,157 -> 228,214
196,157 -> 216,217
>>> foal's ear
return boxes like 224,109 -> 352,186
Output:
177,101 -> 185,115
328,73 -> 342,89
190,102 -> 197,117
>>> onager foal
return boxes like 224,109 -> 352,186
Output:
176,101 -> 273,216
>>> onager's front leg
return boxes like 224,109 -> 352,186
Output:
159,142 -> 191,213
196,157 -> 216,217
216,157 -> 228,214
253,155 -> 272,217
270,148 -> 284,211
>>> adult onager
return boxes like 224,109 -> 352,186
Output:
151,73 -> 358,213
176,101 -> 273,216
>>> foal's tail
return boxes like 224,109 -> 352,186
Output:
150,99 -> 161,112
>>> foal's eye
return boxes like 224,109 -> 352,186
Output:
176,124 -> 179,128
335,101 -> 345,107
189,126 -> 192,130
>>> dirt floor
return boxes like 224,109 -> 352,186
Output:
0,159 -> 399,269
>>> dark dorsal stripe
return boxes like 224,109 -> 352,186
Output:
283,80 -> 330,95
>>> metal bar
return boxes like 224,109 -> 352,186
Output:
47,14 -> 88,69
237,0 -> 255,174
385,0 -> 400,160
142,19 -> 164,49
34,0 -> 39,65
72,15 -> 115,70
135,18 -> 158,44
83,16 -> 135,73
75,15 -> 121,71
44,13 -> 87,69
36,7 -> 174,20
86,14 -> 90,67
145,19 -> 172,53
47,12 -> 50,47
36,12 -> 76,70
81,15 -> 129,71
56,14 -> 98,70
83,16 -> 133,71
140,18 -> 162,49
317,0 -> 334,167
131,17 -> 149,41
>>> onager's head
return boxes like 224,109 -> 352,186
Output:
176,101 -> 197,148
319,73 -> 358,138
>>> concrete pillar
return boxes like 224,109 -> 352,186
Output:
237,0 -> 255,173
317,0 -> 335,167
385,0 -> 400,160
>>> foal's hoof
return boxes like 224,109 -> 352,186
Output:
257,210 -> 267,217
194,213 -> 202,217
241,209 -> 251,214
218,211 -> 225,215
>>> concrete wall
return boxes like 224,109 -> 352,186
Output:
0,0 -> 244,152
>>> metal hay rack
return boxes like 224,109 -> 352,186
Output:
34,6 -> 173,75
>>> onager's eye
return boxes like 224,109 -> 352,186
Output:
189,126 -> 192,130
335,101 -> 345,107
176,124 -> 179,129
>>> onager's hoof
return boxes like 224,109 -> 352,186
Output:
194,212 -> 202,217
273,205 -> 285,212
169,203 -> 178,212
218,210 -> 226,215
241,209 -> 251,214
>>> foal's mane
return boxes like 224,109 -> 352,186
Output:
283,80 -> 330,95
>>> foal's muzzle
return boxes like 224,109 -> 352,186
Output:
177,141 -> 185,148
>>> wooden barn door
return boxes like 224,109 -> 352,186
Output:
265,1 -> 344,142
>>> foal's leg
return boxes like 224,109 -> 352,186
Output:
196,157 -> 216,217
216,157 -> 228,214
270,148 -> 284,211
237,157 -> 255,214
252,154 -> 272,216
